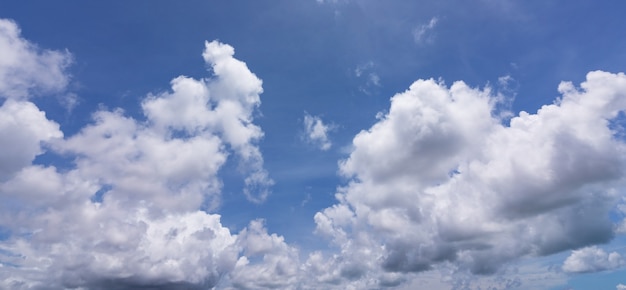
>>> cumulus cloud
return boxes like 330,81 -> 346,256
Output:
303,113 -> 333,150
5,16 -> 626,290
143,40 -> 273,203
0,21 -> 286,289
618,283 -> 626,290
0,18 -> 71,99
229,220 -> 301,289
314,71 -> 626,285
0,100 -> 63,180
562,246 -> 625,273
0,18 -> 68,179
413,17 -> 439,44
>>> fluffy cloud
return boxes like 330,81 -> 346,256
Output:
229,220 -> 301,289
562,246 -> 625,273
143,40 -> 273,203
0,22 -> 287,289
618,284 -> 626,290
0,100 -> 62,180
4,16 -> 626,290
0,18 -> 68,179
0,19 -> 71,99
303,113 -> 333,150
315,71 -> 626,285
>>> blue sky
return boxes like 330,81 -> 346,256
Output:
1,1 -> 626,289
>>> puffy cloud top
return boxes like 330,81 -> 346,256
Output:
0,27 -> 285,289
562,246 -> 625,273
315,71 -> 626,285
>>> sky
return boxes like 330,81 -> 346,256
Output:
1,1 -> 626,289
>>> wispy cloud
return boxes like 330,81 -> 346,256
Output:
355,61 -> 381,95
413,17 -> 439,44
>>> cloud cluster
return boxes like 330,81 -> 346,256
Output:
0,22 -> 290,289
3,17 -> 626,290
562,246 -> 625,273
303,113 -> 333,151
314,71 -> 626,285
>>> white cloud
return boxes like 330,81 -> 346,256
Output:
143,40 -> 273,203
229,220 -> 300,289
4,16 -> 626,290
303,113 -> 333,150
617,283 -> 626,290
0,99 -> 63,180
413,17 -> 439,44
316,0 -> 343,4
0,21 -> 286,288
315,71 -> 626,285
0,19 -> 71,99
562,246 -> 625,273
355,61 -> 381,94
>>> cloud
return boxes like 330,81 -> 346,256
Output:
0,100 -> 63,180
316,0 -> 344,4
4,16 -> 626,290
314,71 -> 626,284
413,17 -> 438,44
0,21 -> 286,288
0,19 -> 71,99
303,113 -> 333,150
354,62 -> 381,95
618,283 -> 626,290
562,246 -> 625,273
229,220 -> 301,289
144,40 -> 273,203
614,197 -> 626,233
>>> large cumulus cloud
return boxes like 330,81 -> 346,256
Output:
0,19 -> 291,289
314,71 -> 626,286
